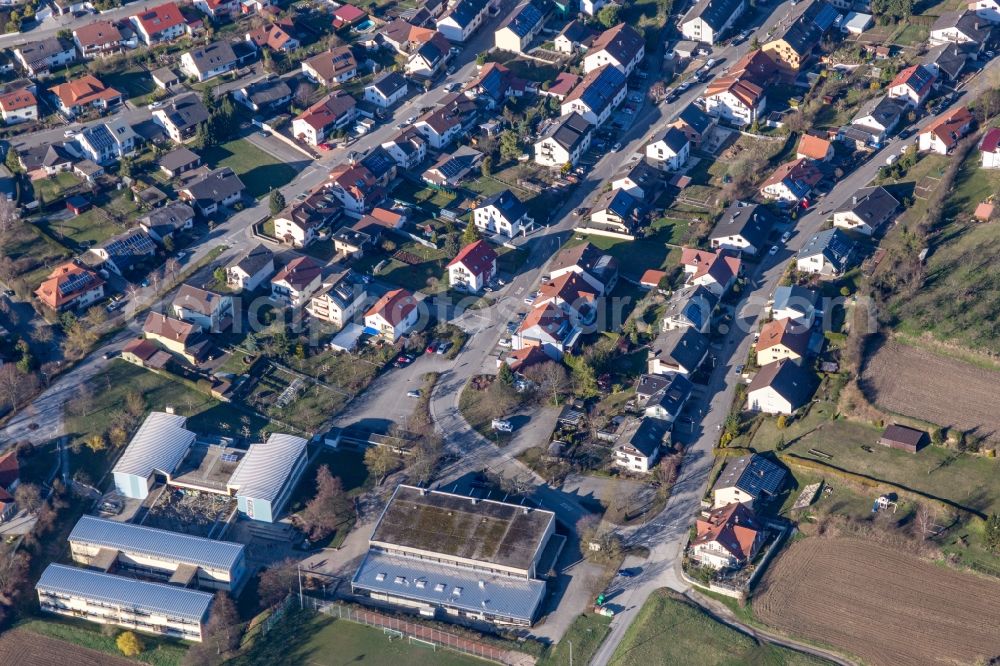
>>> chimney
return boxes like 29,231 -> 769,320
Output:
478,580 -> 486,590
852,195 -> 857,204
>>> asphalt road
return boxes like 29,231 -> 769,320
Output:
0,0 -> 169,50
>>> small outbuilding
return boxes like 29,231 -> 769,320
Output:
66,194 -> 91,215
878,424 -> 926,453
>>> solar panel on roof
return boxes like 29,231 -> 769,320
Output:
221,453 -> 240,462
58,272 -> 93,296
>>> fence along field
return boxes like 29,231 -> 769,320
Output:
753,538 -> 1000,666
861,340 -> 1000,442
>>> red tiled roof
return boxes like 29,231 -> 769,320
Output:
448,239 -> 497,277
506,345 -> 550,373
0,89 -> 36,112
365,288 -> 417,327
133,2 -> 185,37
797,134 -> 832,160
143,311 -> 196,345
0,450 -> 19,489
49,74 -> 121,108
546,72 -> 580,97
640,269 -> 666,286
980,127 -> 1000,153
73,20 -> 122,48
755,317 -> 810,357
272,256 -> 322,291
692,502 -> 761,561
333,3 -> 366,22
34,262 -> 104,310
921,106 -> 973,149
681,247 -> 740,286
761,158 -> 822,191
537,272 -> 598,309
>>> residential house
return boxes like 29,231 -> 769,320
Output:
227,244 -> 275,291
466,62 -> 524,109
969,0 -> 1000,22
380,18 -> 436,53
755,317 -> 810,365
922,42 -> 976,83
245,23 -> 300,52
643,373 -> 694,423
382,128 -> 428,170
302,47 -> 357,87
762,0 -> 838,73
796,133 -> 833,161
331,225 -> 377,258
702,49 -> 775,126
325,163 -> 382,216
405,32 -> 451,77
272,190 -> 340,246
140,202 -> 195,242
364,71 -> 408,108
648,326 -> 710,376
14,38 -> 76,77
712,453 -> 788,508
307,271 -> 366,329
680,0 -> 747,45
364,288 -> 419,341
181,42 -> 238,82
172,284 -> 233,332
233,78 -> 292,114
560,64 -> 627,127
534,112 -> 592,167
535,272 -> 600,324
671,103 -> 716,148
929,10 -> 991,45
759,157 -> 822,205
49,74 -> 122,118
0,89 -> 37,124
473,189 -> 532,237
843,95 -> 904,147
796,228 -> 855,276
83,230 -> 157,275
887,64 -> 936,107
746,360 -> 818,415
436,0 -> 488,42
580,0 -> 607,16
76,119 -> 137,165
583,23 -> 644,76
634,373 -> 675,406
414,93 -> 478,149
680,247 -> 740,296
34,262 -> 105,312
981,127 -> 1000,168
918,106 -> 974,154
588,188 -> 642,235
690,502 -> 764,570
292,90 -> 357,146
769,285 -> 820,327
548,242 -> 618,294
645,126 -> 690,171
18,144 -> 73,180
153,94 -> 211,143
73,21 -> 124,58
422,145 -> 482,187
332,3 -> 367,29
832,185 -> 899,235
495,1 -> 544,53
158,147 -> 201,178
179,167 -> 246,216
447,240 -> 497,293
130,3 -> 187,45
613,418 -> 670,473
611,160 -> 663,201
194,0 -> 238,22
513,302 -> 581,358
661,284 -> 718,333
541,72 -> 582,101
142,312 -> 210,364
271,256 -> 323,307
554,20 -> 594,53
710,201 -> 774,255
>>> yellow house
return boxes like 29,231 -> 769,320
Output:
142,312 -> 208,365
755,318 -> 810,366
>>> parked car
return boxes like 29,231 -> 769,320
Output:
435,341 -> 451,355
498,338 -> 512,348
611,142 -> 622,151
491,419 -> 513,432
781,231 -> 791,243
407,389 -> 422,398
769,245 -> 779,255
425,342 -> 438,354
63,129 -> 75,138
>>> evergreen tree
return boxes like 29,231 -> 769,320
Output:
461,220 -> 481,245
269,189 -> 286,215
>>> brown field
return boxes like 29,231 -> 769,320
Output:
753,537 -> 1000,666
0,628 -> 136,666
861,340 -> 1000,441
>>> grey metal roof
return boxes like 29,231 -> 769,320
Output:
37,564 -> 213,622
352,550 -> 546,623
112,412 -> 195,479
228,433 -> 307,502
69,515 -> 245,572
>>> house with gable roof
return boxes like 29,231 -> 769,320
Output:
447,240 -> 497,293
583,23 -> 644,76
690,502 -> 764,569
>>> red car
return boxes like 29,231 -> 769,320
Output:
397,354 -> 413,364
317,142 -> 332,152
425,343 -> 437,355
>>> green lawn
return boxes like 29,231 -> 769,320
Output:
33,171 -> 82,205
103,69 -> 157,102
38,202 -> 129,250
234,611 -> 491,666
376,240 -> 450,293
17,618 -> 188,666
539,614 -> 611,666
892,23 -> 930,46
567,217 -> 691,280
609,590 -> 828,666
201,139 -> 297,199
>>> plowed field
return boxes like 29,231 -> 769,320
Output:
753,538 -> 1000,666
0,628 -> 136,666
861,340 -> 1000,441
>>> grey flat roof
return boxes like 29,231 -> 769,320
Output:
69,515 -> 245,572
228,433 -> 307,502
371,486 -> 554,571
352,550 -> 546,622
112,412 -> 195,479
37,564 -> 213,622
